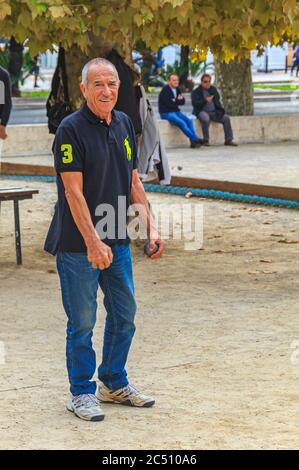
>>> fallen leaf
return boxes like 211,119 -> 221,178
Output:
248,208 -> 267,212
259,259 -> 273,263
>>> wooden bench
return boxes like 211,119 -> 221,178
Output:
0,187 -> 39,265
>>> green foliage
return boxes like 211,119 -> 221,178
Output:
0,1 -> 298,60
253,83 -> 299,90
0,45 -> 39,87
21,90 -> 49,97
160,57 -> 214,82
189,60 -> 214,79
0,48 -> 9,70
160,59 -> 183,80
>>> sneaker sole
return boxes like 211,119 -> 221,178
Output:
66,403 -> 105,422
99,398 -> 155,408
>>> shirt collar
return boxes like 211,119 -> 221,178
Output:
170,87 -> 177,97
80,102 -> 120,126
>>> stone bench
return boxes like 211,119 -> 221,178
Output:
159,115 -> 299,147
1,115 -> 299,157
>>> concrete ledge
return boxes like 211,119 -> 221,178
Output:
0,162 -> 55,176
2,124 -> 54,157
2,114 -> 299,157
159,114 -> 299,147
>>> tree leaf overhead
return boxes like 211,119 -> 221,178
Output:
0,1 -> 298,59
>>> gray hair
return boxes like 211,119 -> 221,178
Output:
81,58 -> 119,85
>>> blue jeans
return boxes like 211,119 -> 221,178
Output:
56,244 -> 136,396
160,111 -> 199,141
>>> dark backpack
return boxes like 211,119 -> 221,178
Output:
106,49 -> 142,135
46,47 -> 72,134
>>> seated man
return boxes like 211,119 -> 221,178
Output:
159,73 -> 202,148
191,74 -> 237,146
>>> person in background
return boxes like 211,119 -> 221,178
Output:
159,73 -> 203,148
0,66 -> 12,213
291,45 -> 299,77
191,74 -> 237,146
0,65 -> 12,141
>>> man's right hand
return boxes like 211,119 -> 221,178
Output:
206,96 -> 214,103
0,125 -> 8,140
87,239 -> 113,270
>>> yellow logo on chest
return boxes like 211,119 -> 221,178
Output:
123,136 -> 132,161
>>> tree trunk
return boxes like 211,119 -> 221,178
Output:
133,39 -> 154,91
8,37 -> 23,97
65,34 -> 114,110
180,45 -> 189,90
215,57 -> 253,116
140,50 -> 154,91
65,31 -> 135,110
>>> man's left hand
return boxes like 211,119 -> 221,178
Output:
148,237 -> 165,260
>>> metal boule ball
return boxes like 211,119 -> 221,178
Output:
144,241 -> 159,257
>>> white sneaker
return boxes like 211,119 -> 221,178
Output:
66,393 -> 105,421
97,383 -> 155,408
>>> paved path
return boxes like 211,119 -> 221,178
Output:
168,142 -> 299,188
8,99 -> 299,125
0,178 -> 299,449
2,142 -> 299,189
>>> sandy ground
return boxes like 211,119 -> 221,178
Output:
0,178 -> 299,450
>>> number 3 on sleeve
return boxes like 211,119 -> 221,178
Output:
61,144 -> 73,164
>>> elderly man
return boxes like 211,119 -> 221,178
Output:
191,74 -> 237,146
159,73 -> 202,148
45,58 -> 164,422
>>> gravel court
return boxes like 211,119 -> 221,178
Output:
0,179 -> 298,449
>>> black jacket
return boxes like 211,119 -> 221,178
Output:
158,85 -> 185,114
106,49 -> 142,135
191,85 -> 225,119
0,66 -> 12,126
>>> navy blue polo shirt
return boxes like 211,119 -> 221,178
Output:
44,102 -> 137,254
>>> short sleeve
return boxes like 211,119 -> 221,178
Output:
53,124 -> 84,173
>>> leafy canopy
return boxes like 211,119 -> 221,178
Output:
0,0 -> 298,60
